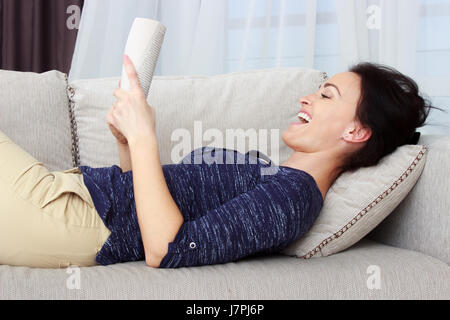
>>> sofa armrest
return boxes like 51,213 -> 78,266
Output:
367,134 -> 450,264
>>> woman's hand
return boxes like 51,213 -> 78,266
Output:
107,86 -> 128,145
106,54 -> 156,144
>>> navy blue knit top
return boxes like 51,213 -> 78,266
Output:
78,146 -> 324,268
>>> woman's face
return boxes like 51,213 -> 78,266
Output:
282,71 -> 369,153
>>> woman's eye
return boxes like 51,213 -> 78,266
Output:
321,93 -> 330,99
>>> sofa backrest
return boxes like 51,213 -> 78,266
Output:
69,68 -> 328,167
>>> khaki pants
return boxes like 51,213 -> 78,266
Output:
0,129 -> 111,268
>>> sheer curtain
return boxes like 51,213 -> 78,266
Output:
68,0 -> 227,80
69,0 -> 450,134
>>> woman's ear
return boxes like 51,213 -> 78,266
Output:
353,125 -> 372,142
342,123 -> 371,143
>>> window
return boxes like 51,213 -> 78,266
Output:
416,0 -> 450,133
225,0 -> 450,134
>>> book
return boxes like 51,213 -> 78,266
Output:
120,18 -> 166,97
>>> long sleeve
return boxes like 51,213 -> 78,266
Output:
158,167 -> 324,268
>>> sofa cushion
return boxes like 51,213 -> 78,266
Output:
68,68 -> 328,167
368,134 -> 450,264
0,70 -> 74,171
0,239 -> 447,299
281,144 -> 427,259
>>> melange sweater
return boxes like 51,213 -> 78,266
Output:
77,146 -> 324,268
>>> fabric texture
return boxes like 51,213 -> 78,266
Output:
0,69 -> 74,171
69,67 -> 328,167
78,146 -> 324,268
368,135 -> 450,264
281,144 -> 428,259
1,239 -> 448,300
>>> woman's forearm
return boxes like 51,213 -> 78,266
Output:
116,140 -> 132,172
128,134 -> 184,267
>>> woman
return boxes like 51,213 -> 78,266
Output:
0,57 -> 434,269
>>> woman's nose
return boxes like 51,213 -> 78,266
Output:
300,90 -> 320,105
299,97 -> 311,106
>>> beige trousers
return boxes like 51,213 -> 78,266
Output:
0,129 -> 111,268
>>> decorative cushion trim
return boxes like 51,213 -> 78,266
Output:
64,74 -> 80,167
300,145 -> 428,259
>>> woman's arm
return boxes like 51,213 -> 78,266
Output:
116,140 -> 132,172
129,134 -> 184,268
108,54 -> 183,267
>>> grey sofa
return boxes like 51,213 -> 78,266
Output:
0,69 -> 448,300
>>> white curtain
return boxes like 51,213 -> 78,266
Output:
336,0 -> 419,75
69,0 -> 227,80
69,0 -> 450,133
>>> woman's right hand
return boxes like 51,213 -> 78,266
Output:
107,80 -> 128,145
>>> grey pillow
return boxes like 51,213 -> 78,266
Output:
0,70 -> 74,171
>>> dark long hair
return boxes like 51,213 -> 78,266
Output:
337,62 -> 445,175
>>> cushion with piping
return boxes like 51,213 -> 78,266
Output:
280,144 -> 428,259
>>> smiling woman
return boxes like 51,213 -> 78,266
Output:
281,62 -> 441,200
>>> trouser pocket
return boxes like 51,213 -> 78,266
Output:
39,168 -> 94,210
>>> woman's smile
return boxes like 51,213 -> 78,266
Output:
290,120 -> 308,127
290,110 -> 312,127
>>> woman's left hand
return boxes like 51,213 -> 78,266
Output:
107,54 -> 156,143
